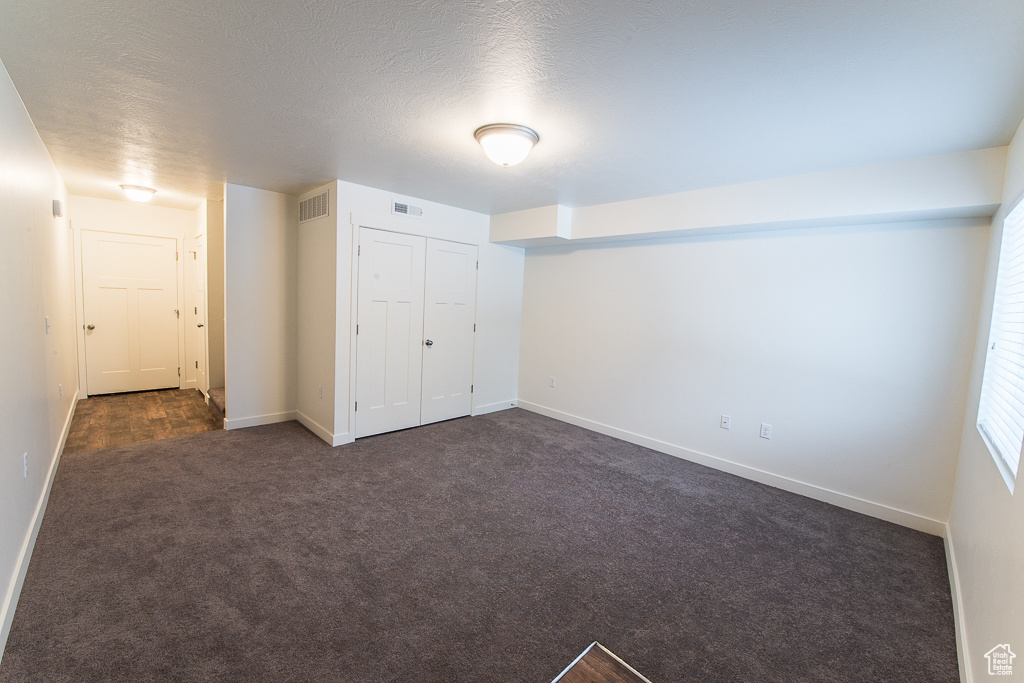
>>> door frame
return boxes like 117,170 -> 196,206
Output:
74,228 -> 187,397
348,215 -> 480,440
185,233 -> 210,396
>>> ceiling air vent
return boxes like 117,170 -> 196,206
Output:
392,201 -> 423,218
299,191 -> 329,223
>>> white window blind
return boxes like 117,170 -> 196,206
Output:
978,197 -> 1024,491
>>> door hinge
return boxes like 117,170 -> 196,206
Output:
176,252 -> 179,261
473,323 -> 476,332
471,384 -> 474,393
356,324 -> 359,335
358,245 -> 361,256
193,252 -> 197,260
177,367 -> 180,377
354,402 -> 358,412
175,309 -> 179,319
476,260 -> 479,270
194,306 -> 197,314
195,360 -> 198,369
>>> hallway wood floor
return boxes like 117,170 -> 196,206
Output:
63,389 -> 223,454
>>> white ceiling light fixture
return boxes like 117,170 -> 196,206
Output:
120,184 -> 156,202
474,123 -> 539,167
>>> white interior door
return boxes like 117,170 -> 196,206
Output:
194,236 -> 209,394
421,239 -> 478,425
82,231 -> 179,395
355,228 -> 426,438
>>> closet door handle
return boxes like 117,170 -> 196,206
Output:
197,324 -> 204,328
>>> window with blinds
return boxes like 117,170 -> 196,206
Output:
977,197 -> 1024,493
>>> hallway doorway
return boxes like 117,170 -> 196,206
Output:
62,389 -> 222,454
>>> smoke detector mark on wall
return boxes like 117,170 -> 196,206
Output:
392,201 -> 423,218
299,191 -> 329,223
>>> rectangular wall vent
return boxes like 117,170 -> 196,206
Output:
299,191 -> 329,223
392,201 -> 423,218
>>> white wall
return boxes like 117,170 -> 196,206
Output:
0,59 -> 78,662
223,184 -> 298,428
492,148 -> 1005,249
69,194 -> 198,396
206,199 -> 225,390
518,218 -> 989,532
947,114 -> 1024,681
296,182 -> 339,443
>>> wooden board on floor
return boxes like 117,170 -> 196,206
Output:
552,642 -> 652,683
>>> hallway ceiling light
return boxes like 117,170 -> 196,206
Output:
473,124 -> 539,167
120,185 -> 156,202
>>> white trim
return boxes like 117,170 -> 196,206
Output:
550,642 -> 595,682
517,401 -> 946,536
296,411 -> 354,448
471,400 -> 518,417
944,523 -> 972,683
0,389 -> 78,663
223,411 -> 297,430
550,641 -> 652,683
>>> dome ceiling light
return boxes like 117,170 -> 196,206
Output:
120,184 -> 156,202
473,123 -> 539,167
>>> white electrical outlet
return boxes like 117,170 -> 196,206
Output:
760,423 -> 773,439
720,415 -> 731,429
23,453 -> 28,479
550,376 -> 556,388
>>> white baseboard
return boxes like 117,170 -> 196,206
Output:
472,399 -> 518,417
0,389 -> 79,664
296,412 -> 353,447
224,410 -> 297,430
517,401 -> 946,536
944,524 -> 971,683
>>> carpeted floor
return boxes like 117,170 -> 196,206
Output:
0,409 -> 958,682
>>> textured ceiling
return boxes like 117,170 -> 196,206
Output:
2,0 -> 1024,213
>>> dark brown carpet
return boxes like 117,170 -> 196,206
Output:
0,409 -> 958,682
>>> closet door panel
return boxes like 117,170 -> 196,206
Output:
421,239 -> 478,425
355,228 -> 426,438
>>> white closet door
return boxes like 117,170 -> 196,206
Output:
82,231 -> 179,395
355,228 -> 426,438
421,239 -> 478,425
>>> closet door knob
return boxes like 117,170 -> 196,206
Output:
86,324 -> 95,330
424,339 -> 433,347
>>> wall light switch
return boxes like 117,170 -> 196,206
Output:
720,415 -> 731,429
318,385 -> 323,399
760,423 -> 773,439
549,376 -> 556,388
23,453 -> 28,479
